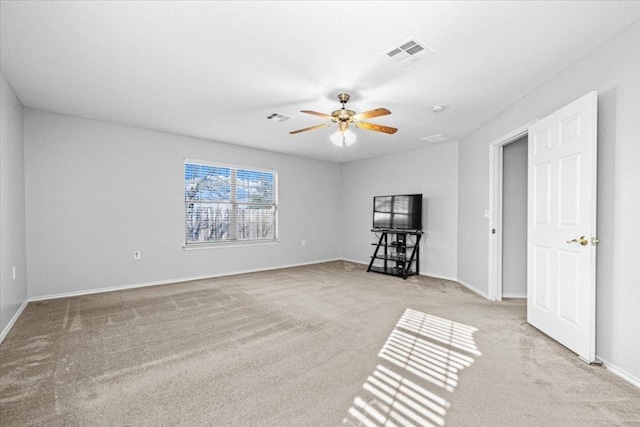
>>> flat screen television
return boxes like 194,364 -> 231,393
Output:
373,194 -> 422,230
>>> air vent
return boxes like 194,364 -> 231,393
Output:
266,113 -> 290,122
420,133 -> 450,144
384,37 -> 434,67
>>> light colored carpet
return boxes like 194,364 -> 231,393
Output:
1,261 -> 638,426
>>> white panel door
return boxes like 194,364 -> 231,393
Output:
527,91 -> 598,362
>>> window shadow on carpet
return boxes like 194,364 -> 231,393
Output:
343,309 -> 480,427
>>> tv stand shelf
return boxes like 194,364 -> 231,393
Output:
367,229 -> 422,279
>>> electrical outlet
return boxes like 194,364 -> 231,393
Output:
301,240 -> 306,247
12,266 -> 16,280
133,251 -> 141,260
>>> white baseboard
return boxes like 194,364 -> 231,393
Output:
3,257 -> 452,341
8,260 -> 640,391
339,259 -> 458,280
455,278 -> 489,299
340,258 -> 367,266
29,258 -> 342,302
348,260 -> 489,300
0,299 -> 29,344
340,259 -> 465,291
503,293 -> 527,299
419,271 -> 458,282
597,357 -> 640,389
344,257 -> 488,299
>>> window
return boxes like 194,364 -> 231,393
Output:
184,160 -> 278,246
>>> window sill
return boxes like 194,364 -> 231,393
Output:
183,240 -> 280,250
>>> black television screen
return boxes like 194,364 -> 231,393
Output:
373,194 -> 422,230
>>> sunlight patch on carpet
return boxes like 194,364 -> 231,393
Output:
343,309 -> 480,427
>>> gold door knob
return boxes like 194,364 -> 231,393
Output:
566,236 -> 589,246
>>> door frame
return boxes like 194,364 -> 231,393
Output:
488,119 -> 538,301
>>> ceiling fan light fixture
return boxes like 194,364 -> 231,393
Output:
330,129 -> 357,147
290,93 -> 396,142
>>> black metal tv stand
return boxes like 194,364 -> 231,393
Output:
367,229 -> 423,279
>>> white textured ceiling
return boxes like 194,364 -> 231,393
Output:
2,1 -> 639,163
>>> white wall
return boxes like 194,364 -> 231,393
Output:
24,109 -> 342,298
340,142 -> 458,280
502,136 -> 527,297
0,72 -> 28,336
458,20 -> 640,381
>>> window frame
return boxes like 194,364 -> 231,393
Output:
183,158 -> 279,249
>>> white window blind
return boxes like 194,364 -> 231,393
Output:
184,160 -> 278,246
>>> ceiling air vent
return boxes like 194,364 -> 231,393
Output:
420,133 -> 450,144
384,37 -> 434,67
266,113 -> 290,122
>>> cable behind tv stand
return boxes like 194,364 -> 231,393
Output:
367,229 -> 423,279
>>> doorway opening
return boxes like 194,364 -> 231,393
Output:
487,120 -> 537,301
502,136 -> 528,298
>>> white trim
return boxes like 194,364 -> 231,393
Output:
183,240 -> 280,250
488,121 -> 538,148
488,119 -> 538,301
597,357 -> 640,389
340,258 -> 367,265
502,293 -> 527,299
419,271 -> 458,282
0,299 -> 29,344
338,259 -> 489,298
455,278 -> 489,299
184,159 -> 279,247
29,258 -> 341,302
339,258 -> 460,283
7,257 -> 638,390
488,143 -> 504,301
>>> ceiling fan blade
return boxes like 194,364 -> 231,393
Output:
355,122 -> 398,135
352,108 -> 391,121
289,123 -> 331,135
301,110 -> 333,119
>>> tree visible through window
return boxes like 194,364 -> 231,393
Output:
184,160 -> 277,245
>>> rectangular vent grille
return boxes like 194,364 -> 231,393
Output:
385,37 -> 434,67
266,113 -> 290,122
420,134 -> 450,144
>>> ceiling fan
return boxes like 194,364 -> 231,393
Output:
289,93 -> 397,146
